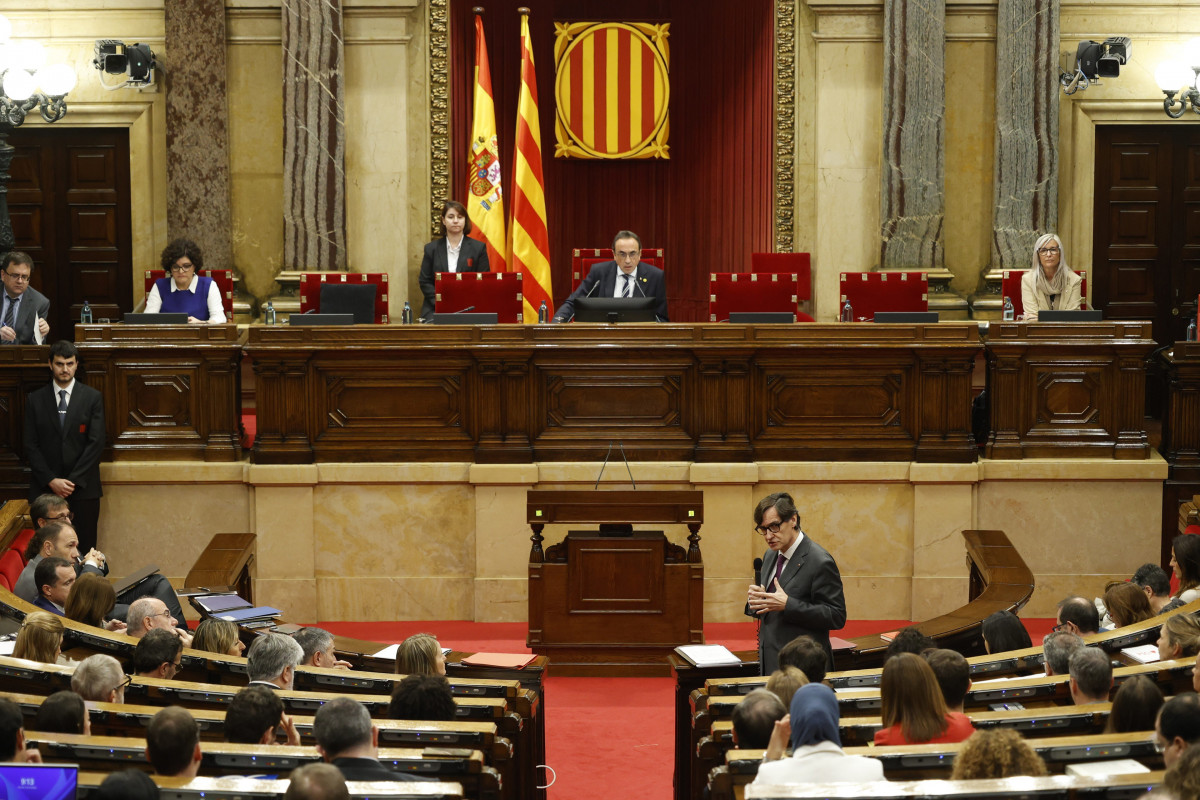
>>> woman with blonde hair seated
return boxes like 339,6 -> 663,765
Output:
1103,580 -> 1154,629
191,618 -> 245,657
1021,233 -> 1082,321
950,729 -> 1048,779
395,633 -> 446,676
765,666 -> 808,709
874,652 -> 974,745
13,611 -> 65,665
1158,614 -> 1200,661
64,573 -> 126,632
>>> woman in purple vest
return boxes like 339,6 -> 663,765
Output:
145,238 -> 226,323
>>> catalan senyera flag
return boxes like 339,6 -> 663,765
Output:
509,11 -> 552,323
467,12 -> 506,272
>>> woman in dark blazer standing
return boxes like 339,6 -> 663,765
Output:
417,200 -> 490,320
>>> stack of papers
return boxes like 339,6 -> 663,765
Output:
1120,644 -> 1160,664
674,645 -> 741,668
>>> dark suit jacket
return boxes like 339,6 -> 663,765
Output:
552,260 -> 669,322
418,236 -> 490,319
331,757 -> 432,782
746,534 -> 846,675
24,380 -> 106,502
33,596 -> 64,615
3,287 -> 50,345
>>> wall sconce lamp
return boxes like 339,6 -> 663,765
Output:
1156,38 -> 1200,118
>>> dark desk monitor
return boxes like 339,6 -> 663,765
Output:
873,311 -> 939,323
0,763 -> 77,800
319,283 -> 377,324
124,313 -> 189,324
431,313 -> 499,325
728,312 -> 795,324
1038,309 -> 1103,322
289,313 -> 355,326
575,296 -> 658,323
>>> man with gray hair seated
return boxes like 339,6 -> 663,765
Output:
247,632 -> 305,690
731,688 -> 786,749
1043,630 -> 1085,676
126,596 -> 192,647
314,697 -> 430,782
1068,646 -> 1113,705
71,654 -> 128,703
285,762 -> 349,800
292,627 -> 351,670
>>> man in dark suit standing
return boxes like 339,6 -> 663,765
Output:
746,492 -> 846,675
0,251 -> 51,345
24,340 -> 105,554
417,200 -> 490,320
552,230 -> 669,322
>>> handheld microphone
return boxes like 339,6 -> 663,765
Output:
753,557 -> 763,587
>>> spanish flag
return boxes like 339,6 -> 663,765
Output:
509,9 -> 552,322
467,11 -> 506,272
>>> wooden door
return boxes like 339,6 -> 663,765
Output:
6,127 -> 132,338
1093,125 -> 1200,346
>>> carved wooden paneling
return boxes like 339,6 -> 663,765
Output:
986,322 -> 1155,459
0,347 -> 54,497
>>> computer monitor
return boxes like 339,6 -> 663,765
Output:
289,313 -> 355,326
431,313 -> 499,325
728,312 -> 795,324
318,283 -> 377,324
872,311 -> 939,323
574,296 -> 658,323
124,313 -> 189,324
0,763 -> 77,800
1038,309 -> 1103,322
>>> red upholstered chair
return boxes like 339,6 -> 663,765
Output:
144,269 -> 235,318
0,550 -> 23,592
10,528 -> 34,562
1001,269 -> 1089,319
751,253 -> 814,320
434,271 -> 523,323
571,248 -> 665,292
838,271 -> 928,321
710,272 -> 809,322
299,273 -> 390,323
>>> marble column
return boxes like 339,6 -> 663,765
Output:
990,0 -> 1059,269
164,0 -> 234,269
879,0 -> 946,270
282,0 -> 348,271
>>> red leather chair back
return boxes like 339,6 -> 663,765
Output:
571,248 -> 665,292
750,253 -> 811,301
0,550 -> 23,592
710,272 -> 810,322
838,271 -> 928,321
299,273 -> 390,323
434,272 -> 523,323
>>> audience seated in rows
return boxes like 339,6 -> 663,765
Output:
32,690 -> 89,735
1133,563 -> 1173,615
65,572 -> 125,632
730,688 -> 785,749
1056,596 -> 1101,636
14,521 -> 97,604
191,617 -> 245,656
923,648 -> 970,713
874,652 -> 974,745
949,729 -> 1047,779
92,769 -> 160,800
388,674 -> 457,721
294,627 -> 352,670
765,666 -> 808,709
127,596 -> 192,646
982,610 -> 1032,652
777,634 -> 829,684
32,555 -> 74,615
226,685 -> 301,745
883,627 -> 936,660
755,683 -> 883,783
248,632 -> 305,690
71,653 -> 127,703
132,628 -> 184,680
394,632 -> 446,676
146,706 -> 202,779
0,698 -> 41,763
13,610 -> 64,665
1173,534 -> 1200,604
1042,630 -> 1084,675
313,697 -> 430,783
1104,674 -> 1163,733
1158,693 -> 1200,768
1068,646 -> 1112,705
1160,614 -> 1200,661
1103,580 -> 1154,628
285,762 -> 350,800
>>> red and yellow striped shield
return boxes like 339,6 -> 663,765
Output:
553,21 -> 670,159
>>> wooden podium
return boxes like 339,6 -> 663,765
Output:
526,490 -> 704,677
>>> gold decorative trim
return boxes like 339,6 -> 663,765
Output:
429,0 -> 450,238
774,0 -> 795,252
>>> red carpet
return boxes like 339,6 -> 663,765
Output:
316,617 -> 1053,799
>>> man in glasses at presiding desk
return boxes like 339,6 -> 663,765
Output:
0,251 -> 51,345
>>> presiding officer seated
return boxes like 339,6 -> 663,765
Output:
552,230 -> 668,322
145,238 -> 226,323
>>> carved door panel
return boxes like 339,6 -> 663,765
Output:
7,127 -> 132,338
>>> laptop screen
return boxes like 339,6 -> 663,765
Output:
0,763 -> 78,800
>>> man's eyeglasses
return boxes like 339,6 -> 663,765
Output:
1152,734 -> 1167,754
615,250 -> 641,261
3,271 -> 30,283
754,521 -> 785,536
113,674 -> 132,693
45,512 -> 74,523
1037,247 -> 1060,255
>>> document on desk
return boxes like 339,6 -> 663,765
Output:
675,644 -> 741,668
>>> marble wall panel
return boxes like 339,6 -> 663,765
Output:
317,576 -> 474,621
473,577 -> 526,623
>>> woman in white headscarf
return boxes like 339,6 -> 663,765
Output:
1020,233 -> 1082,321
